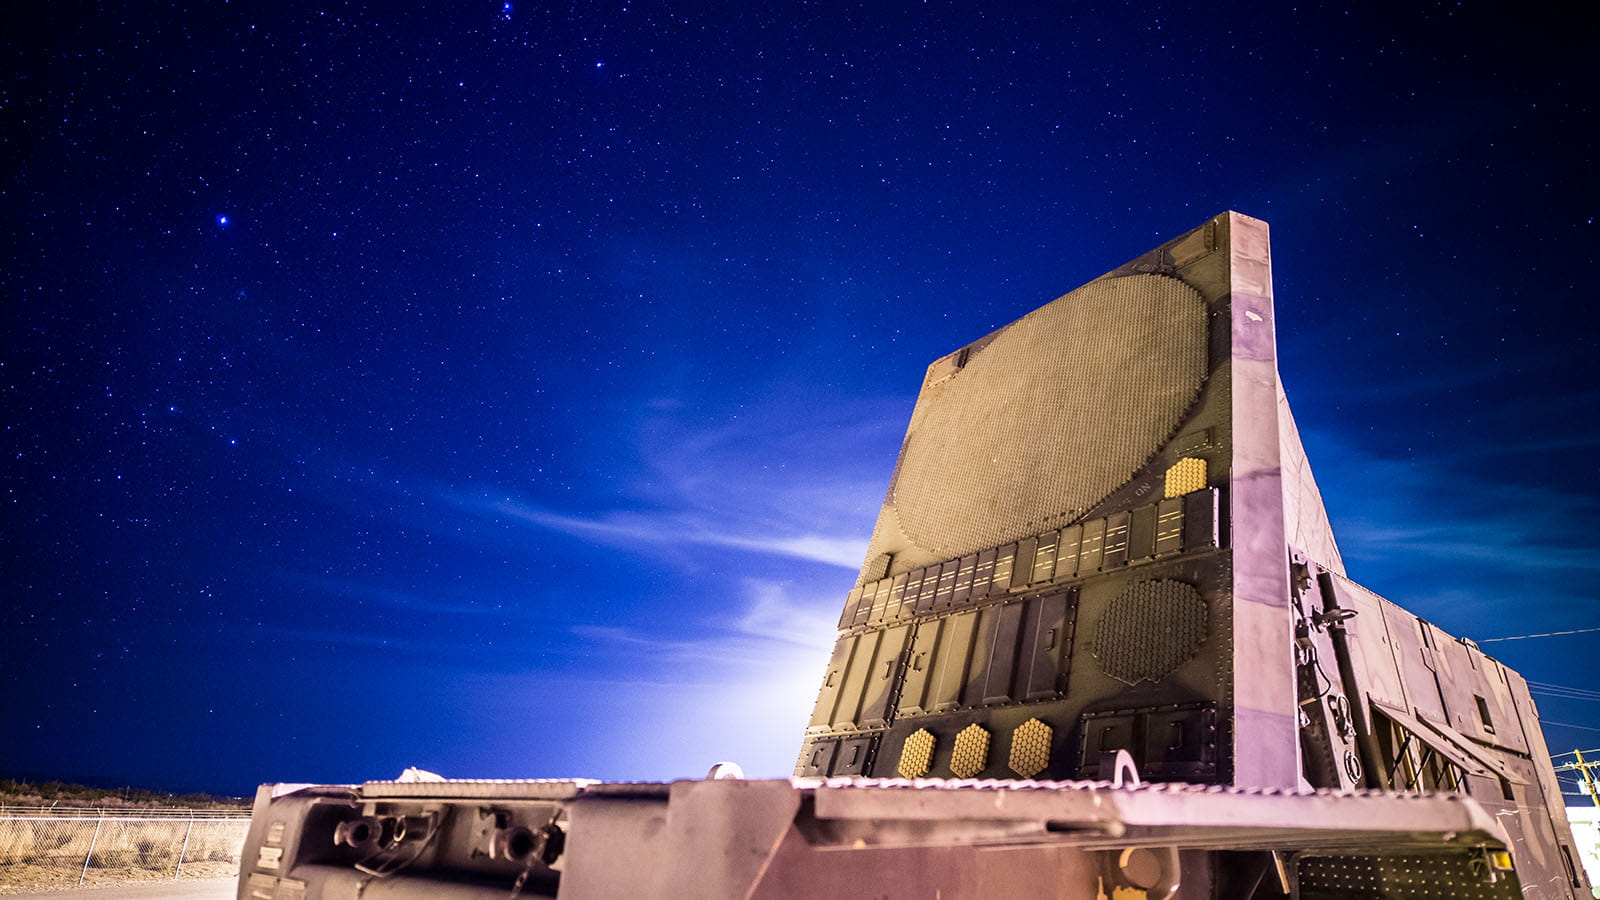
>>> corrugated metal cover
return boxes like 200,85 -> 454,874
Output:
883,274 -> 1207,558
1092,579 -> 1208,686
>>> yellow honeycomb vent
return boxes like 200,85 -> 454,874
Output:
950,724 -> 991,778
1008,718 -> 1054,778
897,729 -> 936,778
1164,457 -> 1207,498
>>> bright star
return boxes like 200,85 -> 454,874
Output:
217,215 -> 229,226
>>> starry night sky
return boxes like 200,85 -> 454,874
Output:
3,3 -> 1596,796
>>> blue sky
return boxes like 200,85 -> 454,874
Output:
2,2 -> 1595,794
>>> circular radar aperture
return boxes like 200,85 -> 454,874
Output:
890,273 -> 1207,556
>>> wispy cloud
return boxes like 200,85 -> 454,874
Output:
436,391 -> 898,572
480,499 -> 865,568
569,577 -> 836,668
550,578 -> 838,776
1303,426 -> 1600,629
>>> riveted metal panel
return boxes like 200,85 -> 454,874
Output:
1056,524 -> 1082,579
1383,603 -> 1449,725
1079,710 -> 1139,773
808,635 -> 858,732
951,553 -> 977,605
1031,530 -> 1059,585
1078,519 -> 1106,572
992,543 -> 1017,593
832,735 -> 875,776
859,625 -> 911,728
907,567 -> 933,615
931,610 -> 980,712
1010,537 -> 1037,592
1154,497 -> 1184,556
1144,705 -> 1219,779
887,573 -> 910,622
917,563 -> 940,610
851,581 -> 876,628
897,620 -> 944,716
865,578 -> 893,626
1181,488 -> 1218,551
832,629 -> 884,729
973,548 -> 997,600
1019,590 -> 1074,701
797,737 -> 837,776
1128,504 -> 1157,562
934,559 -> 958,609
837,587 -> 864,631
1102,511 -> 1131,569
981,601 -> 1028,704
964,606 -> 1002,707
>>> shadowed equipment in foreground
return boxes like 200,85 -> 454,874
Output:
232,214 -> 1592,899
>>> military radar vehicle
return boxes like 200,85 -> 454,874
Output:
235,213 -> 1591,899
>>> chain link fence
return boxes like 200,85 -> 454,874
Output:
0,806 -> 251,890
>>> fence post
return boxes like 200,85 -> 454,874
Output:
78,817 -> 103,886
174,813 -> 196,877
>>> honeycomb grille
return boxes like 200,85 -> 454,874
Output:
1092,580 -> 1208,685
1008,718 -> 1054,778
886,274 -> 1208,557
1164,457 -> 1207,498
897,729 -> 935,778
950,724 -> 991,778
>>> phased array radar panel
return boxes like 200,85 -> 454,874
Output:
796,212 -> 1585,895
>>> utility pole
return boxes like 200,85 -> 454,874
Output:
1554,749 -> 1600,808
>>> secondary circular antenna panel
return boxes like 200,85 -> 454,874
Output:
889,273 -> 1208,556
1093,579 -> 1209,686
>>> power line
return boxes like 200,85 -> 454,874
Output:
1545,720 -> 1600,733
1531,683 -> 1600,703
1530,680 -> 1600,696
1531,679 -> 1600,689
1478,625 -> 1600,643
